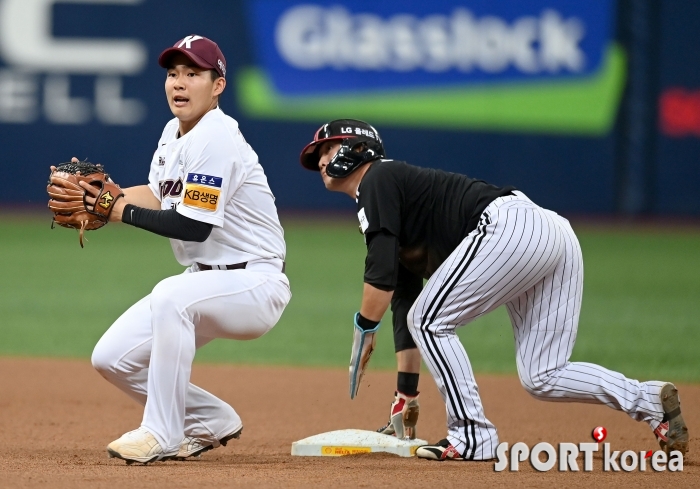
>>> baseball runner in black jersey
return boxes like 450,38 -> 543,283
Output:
299,119 -> 689,461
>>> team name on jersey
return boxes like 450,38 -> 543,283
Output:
183,173 -> 223,211
160,178 -> 183,199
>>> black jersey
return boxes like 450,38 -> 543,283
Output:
357,159 -> 515,286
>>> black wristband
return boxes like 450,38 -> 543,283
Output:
356,312 -> 380,331
397,372 -> 420,397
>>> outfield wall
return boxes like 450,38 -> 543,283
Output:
0,0 -> 697,215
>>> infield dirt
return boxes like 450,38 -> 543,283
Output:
0,357 -> 697,488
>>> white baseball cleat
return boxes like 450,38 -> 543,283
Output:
168,428 -> 243,461
172,436 -> 211,460
107,427 -> 173,464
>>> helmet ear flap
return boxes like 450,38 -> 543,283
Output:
326,137 -> 384,178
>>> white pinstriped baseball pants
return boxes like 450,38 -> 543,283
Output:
407,191 -> 667,461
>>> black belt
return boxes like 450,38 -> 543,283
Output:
197,262 -> 247,271
197,261 -> 286,273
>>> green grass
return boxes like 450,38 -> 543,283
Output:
1,214 -> 698,383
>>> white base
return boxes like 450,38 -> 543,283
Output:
291,429 -> 427,458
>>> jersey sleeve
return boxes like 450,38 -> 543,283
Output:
357,162 -> 403,237
364,230 -> 399,291
177,123 -> 248,227
359,162 -> 405,290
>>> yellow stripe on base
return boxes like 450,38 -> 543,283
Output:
321,446 -> 372,456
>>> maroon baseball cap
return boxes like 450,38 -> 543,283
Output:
158,35 -> 227,78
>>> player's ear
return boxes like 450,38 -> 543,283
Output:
213,77 -> 226,97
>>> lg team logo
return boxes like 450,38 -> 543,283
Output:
340,125 -> 378,140
0,0 -> 146,125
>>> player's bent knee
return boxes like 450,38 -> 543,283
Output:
521,383 -> 545,399
150,280 -> 186,318
91,342 -> 118,376
519,374 -> 556,399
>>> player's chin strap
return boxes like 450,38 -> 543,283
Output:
349,312 -> 380,399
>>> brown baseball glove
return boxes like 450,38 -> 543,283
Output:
47,161 -> 124,247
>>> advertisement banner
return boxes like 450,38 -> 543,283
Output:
0,0 -> 628,214
239,0 -> 624,134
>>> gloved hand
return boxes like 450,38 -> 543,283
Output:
377,391 -> 420,440
349,312 -> 379,399
47,160 -> 124,247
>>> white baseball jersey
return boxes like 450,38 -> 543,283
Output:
147,107 -> 285,266
91,107 -> 291,455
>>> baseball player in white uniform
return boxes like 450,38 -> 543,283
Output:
299,119 -> 689,462
82,35 -> 290,464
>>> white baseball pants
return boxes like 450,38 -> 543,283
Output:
408,192 -> 666,460
91,264 -> 291,453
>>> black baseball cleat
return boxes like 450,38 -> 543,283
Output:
654,384 -> 689,457
377,419 -> 395,436
219,428 -> 243,446
415,439 -> 464,461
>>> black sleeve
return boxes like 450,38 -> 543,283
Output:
122,204 -> 213,242
357,162 -> 402,237
391,264 -> 422,352
364,230 -> 399,291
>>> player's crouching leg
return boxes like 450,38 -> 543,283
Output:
91,296 -> 153,400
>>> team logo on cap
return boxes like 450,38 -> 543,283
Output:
178,35 -> 203,49
218,59 -> 226,76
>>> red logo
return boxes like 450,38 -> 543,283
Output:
592,426 -> 607,443
659,88 -> 700,137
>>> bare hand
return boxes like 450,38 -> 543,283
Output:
78,180 -> 99,208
